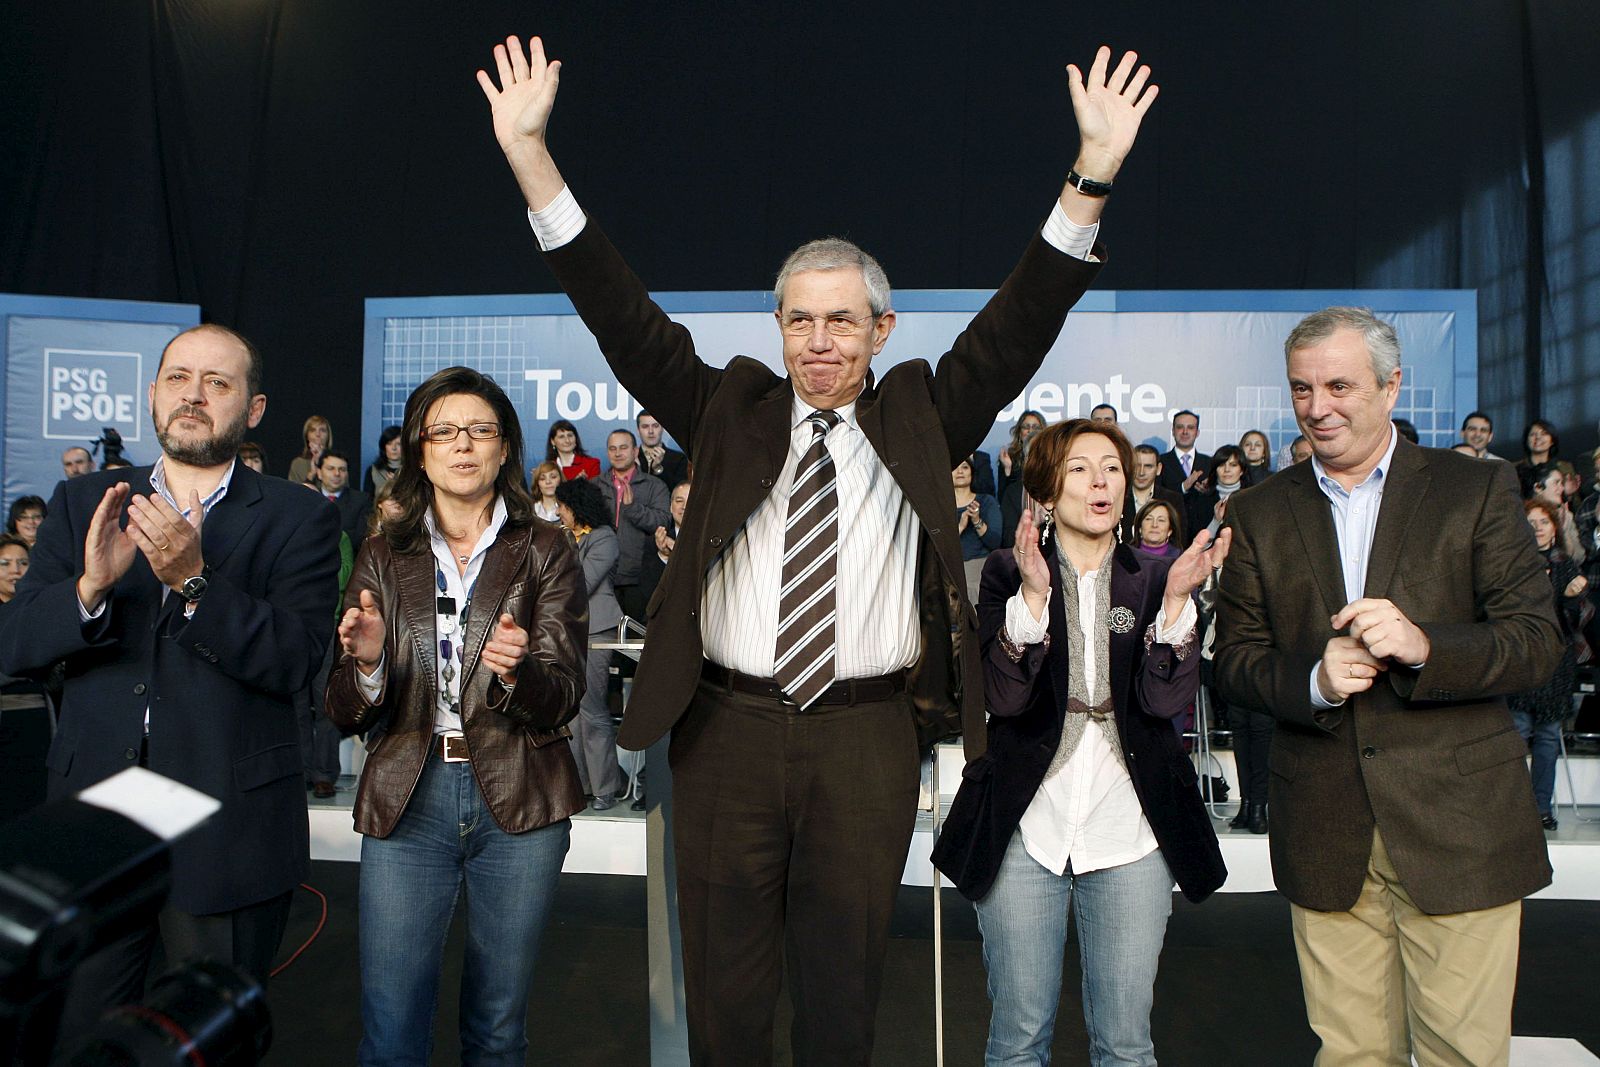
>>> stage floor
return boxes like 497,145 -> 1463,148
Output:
265,863 -> 1600,1065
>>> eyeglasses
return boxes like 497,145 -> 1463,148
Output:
780,312 -> 875,337
422,423 -> 501,443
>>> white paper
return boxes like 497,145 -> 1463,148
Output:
76,767 -> 222,841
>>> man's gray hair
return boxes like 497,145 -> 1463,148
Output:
1284,306 -> 1401,386
773,238 -> 892,318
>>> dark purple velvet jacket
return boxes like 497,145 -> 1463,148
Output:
931,544 -> 1227,903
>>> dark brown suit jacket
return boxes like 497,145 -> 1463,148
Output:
1214,440 -> 1559,913
324,520 -> 588,838
543,221 -> 1101,759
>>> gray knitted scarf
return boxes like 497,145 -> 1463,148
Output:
1043,543 -> 1124,782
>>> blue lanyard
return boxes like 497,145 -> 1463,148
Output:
436,563 -> 479,692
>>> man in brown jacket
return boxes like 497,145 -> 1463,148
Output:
1215,306 -> 1560,1067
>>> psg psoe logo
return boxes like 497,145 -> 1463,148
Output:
43,349 -> 144,443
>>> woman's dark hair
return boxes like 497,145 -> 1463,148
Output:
1528,461 -> 1563,497
554,476 -> 613,529
237,441 -> 266,468
1522,419 -> 1560,460
1134,498 -> 1184,547
383,367 -> 535,555
0,532 -> 30,555
1022,418 -> 1135,506
545,419 -> 589,462
6,496 -> 46,534
376,425 -> 403,458
1206,445 -> 1249,487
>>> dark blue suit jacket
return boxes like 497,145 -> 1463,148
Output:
0,463 -> 341,913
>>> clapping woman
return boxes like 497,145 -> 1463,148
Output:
324,366 -> 587,1065
933,418 -> 1228,1066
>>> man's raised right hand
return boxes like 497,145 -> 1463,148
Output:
477,35 -> 567,211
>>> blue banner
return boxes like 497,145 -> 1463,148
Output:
2,296 -> 200,509
361,290 -> 1475,479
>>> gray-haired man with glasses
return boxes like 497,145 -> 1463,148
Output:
479,34 -> 1158,1065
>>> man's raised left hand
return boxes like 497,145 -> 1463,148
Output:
126,490 -> 204,594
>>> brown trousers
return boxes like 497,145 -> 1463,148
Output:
669,678 -> 920,1066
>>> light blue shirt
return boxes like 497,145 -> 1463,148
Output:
1307,427 -> 1400,709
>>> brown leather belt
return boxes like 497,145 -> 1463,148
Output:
700,661 -> 907,707
435,734 -> 470,762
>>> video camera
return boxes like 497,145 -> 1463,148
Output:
89,428 -> 126,468
0,769 -> 271,1066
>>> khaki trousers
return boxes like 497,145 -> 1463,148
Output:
1291,828 -> 1522,1067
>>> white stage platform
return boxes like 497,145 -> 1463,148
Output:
311,740 -> 1600,900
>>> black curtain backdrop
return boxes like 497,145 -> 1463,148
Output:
3,1 -> 1597,473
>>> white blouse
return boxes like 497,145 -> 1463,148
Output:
1003,570 -> 1196,877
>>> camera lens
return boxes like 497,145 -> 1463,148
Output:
67,960 -> 271,1067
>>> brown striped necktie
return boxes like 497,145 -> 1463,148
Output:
773,408 -> 843,708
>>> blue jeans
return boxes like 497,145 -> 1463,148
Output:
1511,709 -> 1561,815
974,833 -> 1174,1066
357,752 -> 570,1066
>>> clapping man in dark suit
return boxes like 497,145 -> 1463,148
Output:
0,324 -> 341,1050
1214,307 -> 1561,1066
480,35 -> 1156,1065
1156,408 -> 1208,494
637,410 -> 690,491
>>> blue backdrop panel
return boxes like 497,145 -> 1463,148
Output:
2,295 -> 200,509
361,290 -> 1475,478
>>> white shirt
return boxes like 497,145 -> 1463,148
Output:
357,497 -> 509,734
700,395 -> 923,677
1003,566 -> 1196,877
526,185 -> 1101,678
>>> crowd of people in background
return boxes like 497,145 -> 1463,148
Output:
12,399 -> 1600,831
9,401 -> 1597,832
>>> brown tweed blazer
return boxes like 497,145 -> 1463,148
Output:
1214,439 -> 1559,914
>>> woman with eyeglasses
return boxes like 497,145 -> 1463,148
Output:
324,366 -> 587,1065
5,496 -> 46,548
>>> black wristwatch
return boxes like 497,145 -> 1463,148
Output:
180,569 -> 210,603
1065,168 -> 1114,197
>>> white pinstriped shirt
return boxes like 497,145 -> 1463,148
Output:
527,185 -> 1100,679
700,395 -> 922,677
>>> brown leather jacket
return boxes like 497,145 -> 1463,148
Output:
325,518 -> 588,838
